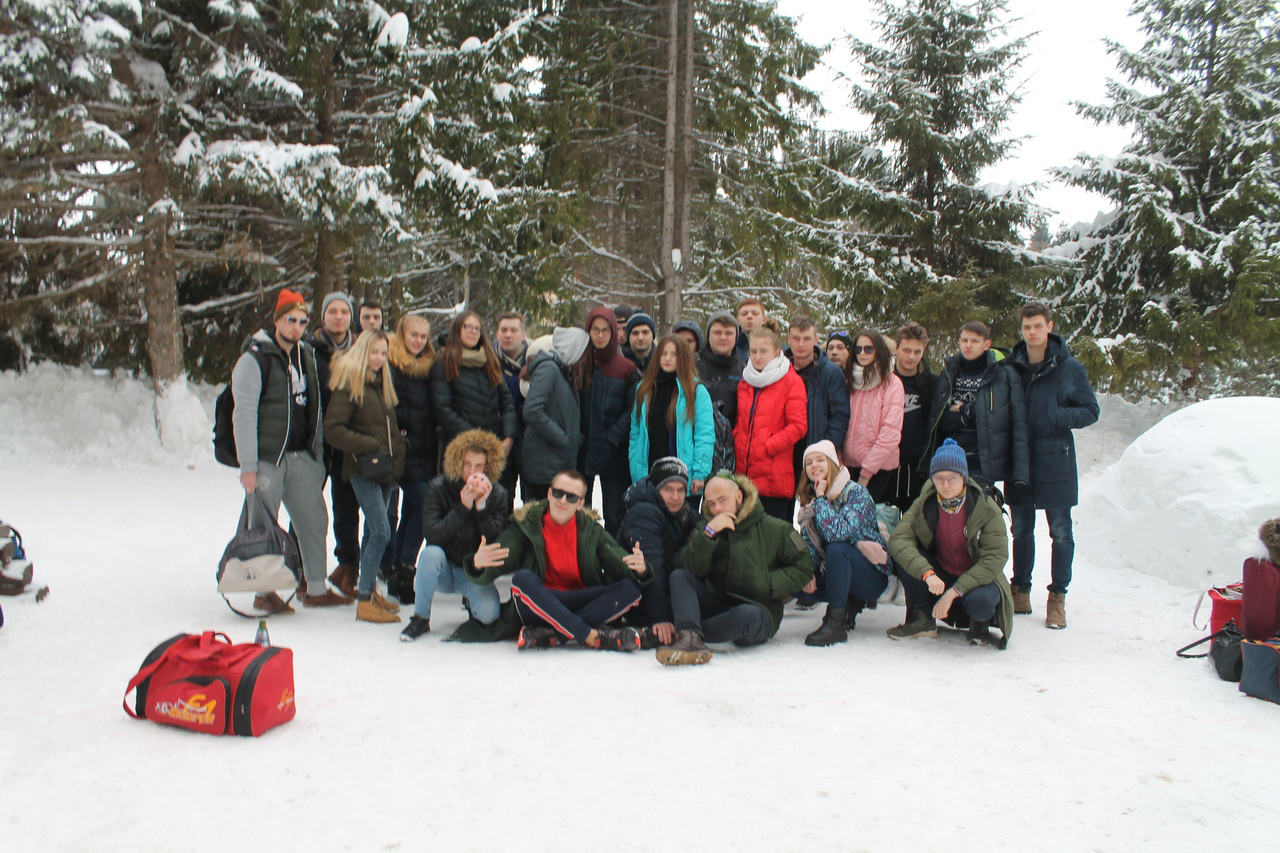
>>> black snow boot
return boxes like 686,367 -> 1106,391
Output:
805,605 -> 849,646
845,597 -> 867,631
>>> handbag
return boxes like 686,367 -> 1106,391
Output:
217,492 -> 302,616
355,416 -> 396,481
1192,582 -> 1244,635
1241,558 -> 1280,641
1238,639 -> 1280,704
124,631 -> 296,736
1176,618 -> 1245,682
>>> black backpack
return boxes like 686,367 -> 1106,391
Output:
213,345 -> 268,468
709,395 -> 736,475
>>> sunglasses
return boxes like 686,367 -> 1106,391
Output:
550,487 -> 584,504
854,344 -> 875,354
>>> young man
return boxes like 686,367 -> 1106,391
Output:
671,321 -> 703,354
787,316 -> 850,497
697,310 -> 743,428
232,289 -> 351,610
886,321 -> 936,511
467,470 -> 652,651
358,300 -> 383,333
734,298 -> 766,362
924,321 -> 1028,491
887,439 -> 1013,649
1005,302 -> 1099,629
622,311 -> 656,372
618,457 -> 704,645
401,430 -> 509,641
825,330 -> 852,369
657,473 -> 813,666
494,312 -> 529,509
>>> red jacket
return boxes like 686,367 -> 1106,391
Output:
734,368 -> 808,499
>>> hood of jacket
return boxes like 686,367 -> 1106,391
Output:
442,428 -> 506,482
585,306 -> 621,364
1008,332 -> 1068,370
388,333 -> 435,378
553,326 -> 590,366
672,321 -> 704,351
703,471 -> 761,525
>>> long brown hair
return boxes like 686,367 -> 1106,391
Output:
795,449 -> 841,504
440,311 -> 502,387
634,336 -> 697,429
843,328 -> 893,391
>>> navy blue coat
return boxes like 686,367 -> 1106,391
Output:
1005,334 -> 1099,508
789,347 -> 850,449
581,360 -> 639,477
618,479 -> 702,625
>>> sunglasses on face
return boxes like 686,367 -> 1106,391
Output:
854,344 -> 875,354
550,487 -> 584,504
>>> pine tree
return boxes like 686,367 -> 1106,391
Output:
1053,0 -> 1280,396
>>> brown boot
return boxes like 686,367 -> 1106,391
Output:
1012,587 -> 1032,615
356,596 -> 400,624
372,589 -> 401,613
1046,592 -> 1067,629
328,564 -> 358,597
303,588 -> 354,607
254,591 -> 294,615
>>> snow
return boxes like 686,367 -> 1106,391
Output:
374,12 -> 408,51
2,369 -> 1278,850
459,35 -> 482,53
81,15 -> 132,48
491,81 -> 514,103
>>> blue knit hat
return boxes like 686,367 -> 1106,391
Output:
625,312 -> 656,338
929,438 -> 968,479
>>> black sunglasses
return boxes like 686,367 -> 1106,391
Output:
854,344 -> 875,354
550,487 -> 584,504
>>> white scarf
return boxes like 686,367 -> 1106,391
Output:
743,352 -> 790,388
850,364 -> 882,393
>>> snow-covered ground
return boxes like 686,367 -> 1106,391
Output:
2,366 -> 1277,852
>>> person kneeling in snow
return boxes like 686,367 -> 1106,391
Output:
887,439 -> 1013,648
657,472 -> 814,666
466,470 -> 653,651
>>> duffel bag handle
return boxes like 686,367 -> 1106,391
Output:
122,634 -> 208,718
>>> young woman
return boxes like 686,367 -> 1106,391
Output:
430,311 -> 517,454
324,331 -> 408,624
629,335 -> 715,494
841,328 -> 904,503
795,440 -> 891,646
579,305 -> 639,538
734,319 -> 807,521
387,314 -> 437,579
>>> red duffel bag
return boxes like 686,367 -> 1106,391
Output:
1242,558 -> 1280,641
124,631 -> 295,736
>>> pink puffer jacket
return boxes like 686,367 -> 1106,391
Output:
842,373 -> 904,477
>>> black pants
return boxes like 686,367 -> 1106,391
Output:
895,563 -> 1000,626
499,436 -> 522,515
758,495 -> 794,524
884,464 -> 927,513
329,455 -> 361,567
849,466 -> 895,504
510,569 -> 642,642
669,569 -> 770,646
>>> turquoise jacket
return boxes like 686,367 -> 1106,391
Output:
629,381 -> 715,486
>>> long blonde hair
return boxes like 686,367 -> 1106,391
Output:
329,330 -> 397,407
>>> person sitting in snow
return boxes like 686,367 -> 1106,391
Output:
886,439 -> 1013,648
466,469 -> 653,651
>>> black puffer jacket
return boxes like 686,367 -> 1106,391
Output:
924,351 -> 1029,485
430,355 -> 517,447
388,335 -> 438,483
618,478 -> 702,624
423,429 -> 509,567
696,348 -> 742,427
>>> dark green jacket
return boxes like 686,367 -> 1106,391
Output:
889,480 -> 1013,647
681,474 -> 814,638
323,370 -> 408,484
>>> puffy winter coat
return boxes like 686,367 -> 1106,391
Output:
618,478 -> 703,624
231,330 -> 323,470
801,478 -> 887,574
696,348 -> 742,426
1004,334 -> 1099,508
323,371 -> 408,484
582,308 -> 639,477
890,480 -> 1013,648
429,355 -> 517,447
791,348 -> 851,449
388,336 -> 438,483
735,367 -> 808,499
629,380 -> 715,485
924,352 -> 1029,485
521,350 -> 582,485
842,373 -> 905,478
681,473 -> 813,637
423,429 -> 509,568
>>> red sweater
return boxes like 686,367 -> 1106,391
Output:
935,505 -> 973,577
542,512 -> 583,590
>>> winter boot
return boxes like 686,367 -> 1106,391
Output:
886,609 -> 938,640
517,626 -> 562,649
590,626 -> 641,651
329,564 -> 358,598
656,631 -> 713,666
967,618 -> 993,646
400,615 -> 431,642
1012,586 -> 1032,614
253,591 -> 294,615
372,589 -> 400,614
303,588 -> 354,607
845,597 -> 867,630
805,606 -> 849,646
1046,592 -> 1067,629
356,595 -> 400,624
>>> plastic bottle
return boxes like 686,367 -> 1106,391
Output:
254,619 -> 270,647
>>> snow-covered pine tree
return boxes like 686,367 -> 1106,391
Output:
1053,0 -> 1280,396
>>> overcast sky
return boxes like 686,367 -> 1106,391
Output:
775,0 -> 1146,230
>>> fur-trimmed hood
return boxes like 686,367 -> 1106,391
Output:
388,333 -> 435,378
513,500 -> 600,525
442,428 -> 506,482
703,471 -> 760,523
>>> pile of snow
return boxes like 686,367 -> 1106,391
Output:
1075,392 -> 1187,490
1079,396 -> 1280,588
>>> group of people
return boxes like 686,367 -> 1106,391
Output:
229,289 -> 1099,663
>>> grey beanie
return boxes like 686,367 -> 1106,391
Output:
705,310 -> 737,336
321,291 -> 353,317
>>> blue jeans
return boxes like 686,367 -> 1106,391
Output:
393,479 -> 430,568
818,542 -> 890,605
349,476 -> 393,596
413,546 -> 501,624
1010,505 -> 1075,595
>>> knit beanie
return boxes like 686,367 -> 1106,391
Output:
274,288 -> 309,321
649,456 -> 689,490
929,438 -> 968,479
802,439 -> 840,468
705,310 -> 737,336
321,291 -> 353,318
551,326 -> 590,367
625,312 -> 656,338
672,321 -> 704,351
827,329 -> 851,346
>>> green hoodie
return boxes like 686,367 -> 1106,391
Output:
681,473 -> 814,638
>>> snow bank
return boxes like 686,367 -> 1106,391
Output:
1079,396 -> 1280,588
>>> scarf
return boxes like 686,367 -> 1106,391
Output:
850,364 -> 882,393
938,492 -> 965,514
460,347 -> 488,368
742,352 -> 790,388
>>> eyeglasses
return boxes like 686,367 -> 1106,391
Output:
550,487 -> 584,504
461,324 -> 482,333
284,316 -> 309,327
854,344 -> 875,354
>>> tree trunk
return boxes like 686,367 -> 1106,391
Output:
312,45 -> 338,317
674,0 -> 694,317
659,0 -> 679,327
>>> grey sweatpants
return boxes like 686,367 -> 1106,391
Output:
247,451 -> 329,592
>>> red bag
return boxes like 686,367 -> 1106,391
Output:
1193,583 -> 1244,635
124,632 -> 296,736
1242,558 -> 1280,641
